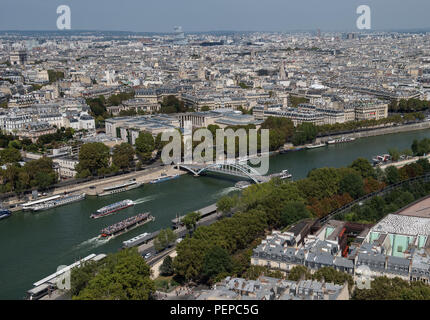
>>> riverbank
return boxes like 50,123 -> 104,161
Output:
378,154 -> 430,170
5,165 -> 185,211
316,121 -> 430,143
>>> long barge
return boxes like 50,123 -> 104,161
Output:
97,179 -> 143,196
99,212 -> 154,239
31,193 -> 86,212
22,193 -> 86,212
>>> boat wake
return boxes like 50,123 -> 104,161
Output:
134,195 -> 157,205
73,236 -> 110,251
212,187 -> 237,199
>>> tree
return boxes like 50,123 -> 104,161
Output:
385,166 -> 401,185
112,143 -> 135,170
217,195 -> 238,216
154,228 -> 177,252
159,95 -> 188,113
349,158 -> 375,179
312,267 -> 353,291
202,246 -> 233,283
70,260 -> 100,297
23,157 -> 57,190
388,148 -> 400,162
182,211 -> 201,233
291,122 -> 317,146
135,131 -> 155,162
412,138 -> 430,156
339,171 -> 365,199
86,96 -> 107,117
288,265 -> 312,281
73,248 -> 155,300
159,256 -> 174,276
76,142 -> 110,177
280,201 -> 311,227
0,148 -> 22,164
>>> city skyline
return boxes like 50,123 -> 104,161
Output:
1,0 -> 430,33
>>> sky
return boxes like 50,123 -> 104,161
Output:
0,0 -> 429,33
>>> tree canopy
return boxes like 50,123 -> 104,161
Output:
73,248 -> 155,300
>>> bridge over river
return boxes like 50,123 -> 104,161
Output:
178,161 -> 271,184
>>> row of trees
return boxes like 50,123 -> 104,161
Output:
389,98 -> 430,113
317,113 -> 424,136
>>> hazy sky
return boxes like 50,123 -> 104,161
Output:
0,0 -> 429,32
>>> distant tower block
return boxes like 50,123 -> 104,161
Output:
279,61 -> 287,80
174,26 -> 187,45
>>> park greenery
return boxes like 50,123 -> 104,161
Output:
159,95 -> 193,114
47,70 -> 65,83
289,96 -> 310,108
71,248 -> 155,300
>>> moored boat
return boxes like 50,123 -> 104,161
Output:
149,174 -> 180,184
31,193 -> 86,212
327,137 -> 356,145
0,209 -> 12,220
97,179 -> 143,197
306,143 -> 326,149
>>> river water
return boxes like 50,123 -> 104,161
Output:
1,129 -> 430,299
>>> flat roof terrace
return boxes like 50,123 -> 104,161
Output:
396,195 -> 430,218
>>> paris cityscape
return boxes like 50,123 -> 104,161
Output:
2,0 -> 430,307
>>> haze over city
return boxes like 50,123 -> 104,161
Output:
1,0 -> 430,32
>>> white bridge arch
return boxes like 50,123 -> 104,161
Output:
178,162 -> 269,184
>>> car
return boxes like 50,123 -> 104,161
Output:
144,253 -> 152,259
176,237 -> 183,244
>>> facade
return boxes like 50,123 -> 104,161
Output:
104,115 -> 180,145
17,122 -> 57,142
52,157 -> 79,179
253,101 -> 388,126
354,103 -> 388,121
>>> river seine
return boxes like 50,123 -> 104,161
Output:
1,129 -> 430,299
